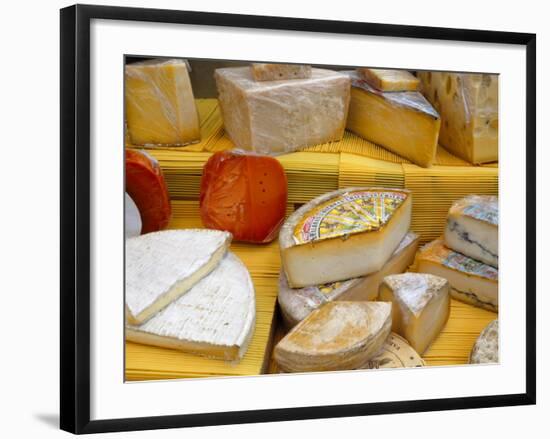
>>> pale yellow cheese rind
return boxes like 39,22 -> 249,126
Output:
125,59 -> 201,146
251,63 -> 312,81
357,68 -> 420,91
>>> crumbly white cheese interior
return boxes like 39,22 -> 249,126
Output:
125,193 -> 142,239
379,273 -> 450,354
126,252 -> 255,361
274,301 -> 392,372
125,229 -> 231,324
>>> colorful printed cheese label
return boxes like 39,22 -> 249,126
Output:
293,190 -> 408,245
453,195 -> 498,226
442,247 -> 498,280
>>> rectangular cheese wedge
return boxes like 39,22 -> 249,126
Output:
215,67 -> 350,154
125,229 -> 231,325
251,63 -> 312,81
379,273 -> 450,355
357,68 -> 419,92
125,59 -> 201,146
415,238 -> 498,312
418,71 -> 498,164
278,232 -> 419,327
279,187 -> 412,288
344,70 -> 440,168
126,252 -> 255,361
445,195 -> 498,267
274,301 -> 392,372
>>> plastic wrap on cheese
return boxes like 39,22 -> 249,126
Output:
125,59 -> 201,146
215,67 -> 350,155
418,71 -> 498,164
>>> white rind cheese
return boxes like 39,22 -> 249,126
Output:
445,195 -> 498,267
279,187 -> 412,288
125,193 -> 142,239
379,273 -> 450,355
126,252 -> 255,361
251,63 -> 312,81
215,67 -> 350,155
470,319 -> 499,364
125,229 -> 231,325
278,232 -> 419,327
274,301 -> 392,372
415,238 -> 498,312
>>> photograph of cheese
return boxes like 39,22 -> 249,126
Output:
123,57 -> 499,381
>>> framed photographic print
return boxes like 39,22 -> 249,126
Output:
60,4 -> 536,434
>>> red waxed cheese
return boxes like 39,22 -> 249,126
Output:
200,151 -> 288,243
125,149 -> 171,234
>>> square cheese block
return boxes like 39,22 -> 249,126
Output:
345,71 -> 440,168
126,252 -> 255,361
250,63 -> 312,81
379,273 -> 450,355
278,232 -> 419,327
125,229 -> 231,325
274,301 -> 392,372
418,71 -> 498,164
357,68 -> 420,92
279,187 -> 412,288
415,238 -> 498,312
445,195 -> 498,267
215,67 -> 350,154
125,59 -> 201,146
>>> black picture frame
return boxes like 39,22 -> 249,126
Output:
60,4 -> 536,434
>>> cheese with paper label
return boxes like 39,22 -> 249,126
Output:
125,229 -> 231,325
445,195 -> 498,267
345,70 -> 440,168
215,67 -> 350,154
274,301 -> 392,372
279,187 -> 412,288
415,238 -> 498,312
357,68 -> 419,91
126,252 -> 255,361
379,273 -> 450,354
125,59 -> 200,146
251,63 -> 311,81
278,232 -> 419,327
418,71 -> 498,164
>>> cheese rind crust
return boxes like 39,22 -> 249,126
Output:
215,67 -> 350,154
274,301 -> 392,372
445,195 -> 498,267
278,232 -> 419,327
279,187 -> 412,288
126,252 -> 255,361
251,63 -> 312,81
469,319 -> 499,364
357,68 -> 420,92
125,59 -> 201,146
125,229 -> 231,324
345,71 -> 440,168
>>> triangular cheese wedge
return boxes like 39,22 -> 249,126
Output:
379,273 -> 450,355
126,252 -> 255,361
125,229 -> 231,325
274,301 -> 392,372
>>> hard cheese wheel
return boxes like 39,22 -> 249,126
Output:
200,151 -> 288,243
126,149 -> 171,234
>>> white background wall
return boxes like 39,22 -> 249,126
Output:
0,0 -> 546,437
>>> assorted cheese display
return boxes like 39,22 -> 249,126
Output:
418,71 -> 498,164
215,67 -> 350,154
123,58 -> 501,379
345,70 -> 441,168
125,59 -> 201,146
279,188 -> 412,288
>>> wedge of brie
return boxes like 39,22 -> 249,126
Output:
126,252 -> 255,361
125,229 -> 231,325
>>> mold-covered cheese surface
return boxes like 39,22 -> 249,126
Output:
445,195 -> 498,267
274,301 -> 392,372
470,319 -> 499,364
279,187 -> 412,288
215,67 -> 350,155
418,71 -> 498,164
126,252 -> 256,361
